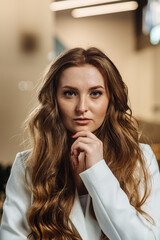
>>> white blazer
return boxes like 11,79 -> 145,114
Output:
0,144 -> 160,240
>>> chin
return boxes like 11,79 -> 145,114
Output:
71,126 -> 97,133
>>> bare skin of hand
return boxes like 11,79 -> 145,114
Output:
70,131 -> 103,195
70,131 -> 103,171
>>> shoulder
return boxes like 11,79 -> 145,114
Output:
13,149 -> 31,169
9,150 -> 32,184
4,150 -> 33,204
0,151 -> 33,237
140,143 -> 154,156
140,143 -> 159,175
140,143 -> 156,161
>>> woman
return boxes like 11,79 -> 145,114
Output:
0,47 -> 160,240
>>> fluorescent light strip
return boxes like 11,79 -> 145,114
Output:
72,1 -> 138,18
50,0 -> 122,11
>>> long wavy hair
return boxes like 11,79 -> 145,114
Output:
25,47 -> 151,240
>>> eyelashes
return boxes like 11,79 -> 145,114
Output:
63,90 -> 103,98
90,91 -> 103,97
63,90 -> 77,97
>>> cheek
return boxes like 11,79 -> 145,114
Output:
57,100 -> 73,120
96,101 -> 109,118
58,105 -> 68,119
57,98 -> 65,114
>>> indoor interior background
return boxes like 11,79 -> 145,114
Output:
0,0 -> 160,169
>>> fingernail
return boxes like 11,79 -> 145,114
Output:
71,133 -> 76,138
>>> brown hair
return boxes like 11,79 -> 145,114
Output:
26,47 -> 151,239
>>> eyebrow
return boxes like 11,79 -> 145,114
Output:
62,85 -> 105,90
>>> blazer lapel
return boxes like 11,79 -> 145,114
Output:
69,190 -> 89,240
69,191 -> 101,240
85,196 -> 101,240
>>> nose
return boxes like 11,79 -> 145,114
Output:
75,96 -> 88,114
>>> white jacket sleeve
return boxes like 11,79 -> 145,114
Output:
80,144 -> 160,240
0,151 -> 32,240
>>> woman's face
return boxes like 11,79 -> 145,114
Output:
56,64 -> 109,134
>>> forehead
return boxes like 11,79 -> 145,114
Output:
58,64 -> 105,87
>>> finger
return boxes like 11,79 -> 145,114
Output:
71,142 -> 92,157
72,136 -> 95,146
72,131 -> 102,148
72,131 -> 98,140
71,137 -> 95,155
70,150 -> 79,167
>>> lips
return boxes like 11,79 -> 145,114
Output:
73,118 -> 91,125
74,118 -> 90,120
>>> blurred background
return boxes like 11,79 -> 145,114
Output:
0,0 -> 160,173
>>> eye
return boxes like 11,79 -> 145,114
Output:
90,91 -> 102,97
63,90 -> 77,97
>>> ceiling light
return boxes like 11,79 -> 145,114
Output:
72,1 -> 138,18
50,0 -> 122,11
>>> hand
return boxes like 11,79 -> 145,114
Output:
70,131 -> 103,171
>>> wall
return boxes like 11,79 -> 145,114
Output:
0,3 -> 160,165
0,0 -> 54,165
55,10 -> 160,122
